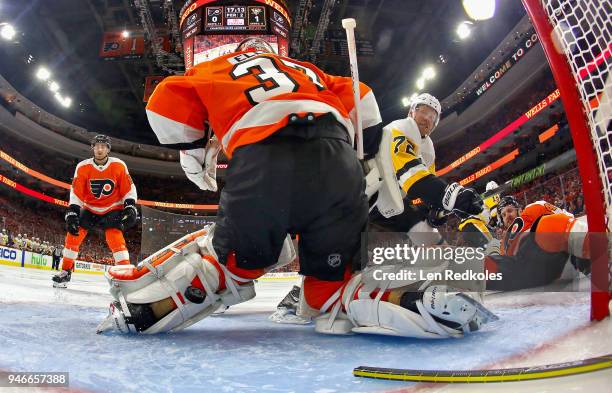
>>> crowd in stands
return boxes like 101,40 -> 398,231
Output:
0,190 -> 141,265
511,166 -> 584,215
0,228 -> 56,255
436,71 -> 559,170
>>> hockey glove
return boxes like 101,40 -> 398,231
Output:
121,199 -> 138,230
180,136 -> 222,192
65,204 -> 81,236
442,182 -> 484,218
426,208 -> 448,228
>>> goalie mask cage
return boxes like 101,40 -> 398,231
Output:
522,0 -> 611,320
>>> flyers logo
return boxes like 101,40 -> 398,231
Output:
90,179 -> 115,198
504,217 -> 524,252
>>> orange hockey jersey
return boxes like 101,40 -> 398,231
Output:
501,200 -> 568,256
68,157 -> 138,215
487,201 -> 584,291
146,49 -> 382,158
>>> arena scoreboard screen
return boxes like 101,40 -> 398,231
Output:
179,0 -> 291,70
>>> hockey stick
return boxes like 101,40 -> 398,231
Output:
353,354 -> 612,383
342,18 -> 364,159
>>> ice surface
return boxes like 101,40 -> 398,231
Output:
0,265 -> 606,393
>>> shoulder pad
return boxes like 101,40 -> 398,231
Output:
383,118 -> 421,144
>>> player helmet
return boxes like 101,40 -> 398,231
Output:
91,134 -> 111,149
410,93 -> 441,131
485,180 -> 499,192
497,195 -> 521,212
235,37 -> 276,54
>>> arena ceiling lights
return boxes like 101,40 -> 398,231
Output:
456,21 -> 473,40
401,93 -> 419,108
411,66 -> 436,102
35,67 -> 51,81
1,18 -> 73,109
49,81 -> 60,93
462,0 -> 496,21
422,66 -> 436,80
0,22 -> 15,40
54,92 -> 72,108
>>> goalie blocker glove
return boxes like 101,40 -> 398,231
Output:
65,204 -> 81,236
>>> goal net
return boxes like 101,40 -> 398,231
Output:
522,0 -> 611,320
140,206 -> 216,257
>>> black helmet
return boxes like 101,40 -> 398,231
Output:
91,134 -> 111,149
235,37 -> 275,54
497,195 -> 520,212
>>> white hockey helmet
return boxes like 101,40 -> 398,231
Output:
408,93 -> 442,134
485,180 -> 499,192
410,93 -> 441,132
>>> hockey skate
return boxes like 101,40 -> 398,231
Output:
269,285 -> 311,324
52,269 -> 72,288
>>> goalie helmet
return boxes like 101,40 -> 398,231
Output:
409,93 -> 441,131
235,37 -> 276,54
421,285 -> 498,334
91,134 -> 111,149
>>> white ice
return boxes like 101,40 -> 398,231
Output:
0,265 -> 610,393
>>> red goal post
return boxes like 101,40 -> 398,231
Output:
522,0 -> 611,320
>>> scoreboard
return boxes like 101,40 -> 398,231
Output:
179,0 -> 291,69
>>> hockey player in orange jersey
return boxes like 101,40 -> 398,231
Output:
52,135 -> 138,288
97,38 -> 496,338
485,196 -> 591,290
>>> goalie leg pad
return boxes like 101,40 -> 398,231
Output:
98,226 -> 259,334
348,299 -> 447,338
312,263 -> 497,338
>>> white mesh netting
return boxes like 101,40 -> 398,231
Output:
539,0 -> 611,298
543,0 -> 611,227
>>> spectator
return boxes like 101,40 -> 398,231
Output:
573,195 -> 585,215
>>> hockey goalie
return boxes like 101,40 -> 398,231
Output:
97,38 -> 496,338
96,224 -> 497,338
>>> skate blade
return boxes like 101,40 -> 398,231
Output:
52,282 -> 68,288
